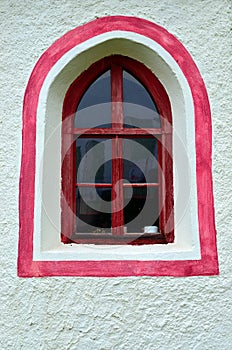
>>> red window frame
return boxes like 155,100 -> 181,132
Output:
61,55 -> 174,245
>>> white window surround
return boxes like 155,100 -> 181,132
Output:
34,31 -> 200,261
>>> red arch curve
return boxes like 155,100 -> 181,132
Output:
18,16 -> 218,277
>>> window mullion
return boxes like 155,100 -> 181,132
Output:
111,64 -> 124,235
112,136 -> 124,235
111,64 -> 123,129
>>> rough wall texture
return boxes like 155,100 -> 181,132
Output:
0,0 -> 231,349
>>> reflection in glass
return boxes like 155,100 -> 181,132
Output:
76,139 -> 112,183
124,187 -> 159,233
76,187 -> 111,233
74,70 -> 111,128
123,71 -> 160,128
123,138 -> 158,183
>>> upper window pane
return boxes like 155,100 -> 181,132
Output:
123,71 -> 160,128
74,70 -> 111,128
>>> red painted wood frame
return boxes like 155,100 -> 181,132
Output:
61,55 -> 174,244
18,16 -> 219,277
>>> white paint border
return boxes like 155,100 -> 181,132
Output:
33,31 -> 200,261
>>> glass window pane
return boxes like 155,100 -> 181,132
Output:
123,138 -> 158,183
76,139 -> 112,183
124,187 -> 159,233
76,187 -> 111,233
123,71 -> 160,128
75,70 -> 111,128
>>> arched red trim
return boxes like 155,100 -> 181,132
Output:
18,16 -> 218,277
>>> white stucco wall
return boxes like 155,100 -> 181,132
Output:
1,0 -> 231,349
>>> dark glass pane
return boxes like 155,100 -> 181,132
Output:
76,138 -> 112,183
76,187 -> 111,233
124,187 -> 159,233
123,71 -> 160,128
74,70 -> 111,128
123,138 -> 158,183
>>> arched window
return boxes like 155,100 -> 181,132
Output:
18,16 -> 218,277
61,55 -> 173,245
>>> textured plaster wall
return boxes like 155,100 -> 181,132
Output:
0,0 -> 231,349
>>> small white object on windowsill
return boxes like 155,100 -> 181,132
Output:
144,226 -> 159,234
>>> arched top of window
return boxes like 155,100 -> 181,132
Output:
66,55 -> 171,133
74,63 -> 160,129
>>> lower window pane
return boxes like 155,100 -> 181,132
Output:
124,187 -> 159,233
75,187 -> 111,233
